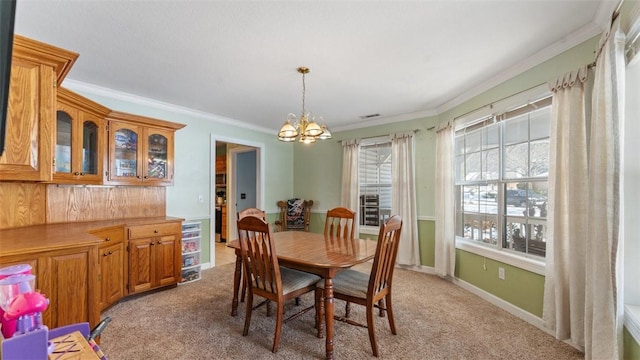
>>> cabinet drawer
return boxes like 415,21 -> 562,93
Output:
90,226 -> 125,244
128,223 -> 180,239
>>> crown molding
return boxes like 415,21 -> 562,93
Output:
62,79 -> 275,135
436,22 -> 601,116
332,108 -> 438,132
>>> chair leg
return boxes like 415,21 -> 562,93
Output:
240,273 -> 247,303
366,302 -> 379,357
378,299 -> 385,317
345,301 -> 351,318
272,302 -> 285,353
386,293 -> 397,335
243,292 -> 253,336
315,288 -> 324,338
266,300 -> 272,317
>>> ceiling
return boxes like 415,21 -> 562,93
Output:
13,1 -> 616,134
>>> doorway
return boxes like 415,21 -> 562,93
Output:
210,135 -> 264,267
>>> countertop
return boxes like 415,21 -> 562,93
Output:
0,216 -> 184,257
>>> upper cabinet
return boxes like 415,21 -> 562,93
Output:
0,35 -> 186,186
54,88 -> 110,184
106,112 -> 185,186
0,36 -> 78,181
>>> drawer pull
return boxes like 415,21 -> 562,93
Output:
105,237 -> 111,242
154,230 -> 159,234
157,240 -> 162,245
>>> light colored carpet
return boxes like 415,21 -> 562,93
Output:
100,263 -> 583,359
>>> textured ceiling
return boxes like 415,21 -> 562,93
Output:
13,1 -> 615,134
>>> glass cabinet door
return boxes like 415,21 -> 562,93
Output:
147,133 -> 168,179
82,120 -> 99,175
114,127 -> 139,178
56,111 -> 73,174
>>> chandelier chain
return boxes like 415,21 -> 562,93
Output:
301,71 -> 306,116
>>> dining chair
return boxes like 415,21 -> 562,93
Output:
236,208 -> 267,304
237,207 -> 266,220
275,199 -> 313,232
314,215 -> 403,357
237,215 -> 321,353
324,207 -> 356,239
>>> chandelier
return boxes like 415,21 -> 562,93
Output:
277,67 -> 332,143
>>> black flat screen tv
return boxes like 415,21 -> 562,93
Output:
0,0 -> 16,157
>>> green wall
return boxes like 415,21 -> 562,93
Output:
624,327 -> 640,360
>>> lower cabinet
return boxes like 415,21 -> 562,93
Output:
127,222 -> 181,294
0,246 -> 100,330
90,226 -> 126,311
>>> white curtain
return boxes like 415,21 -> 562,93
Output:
543,65 -> 590,347
584,18 -> 624,360
434,122 -> 455,277
543,18 -> 624,359
391,132 -> 420,266
341,139 -> 360,237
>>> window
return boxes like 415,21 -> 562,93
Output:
454,97 -> 551,258
359,139 -> 392,227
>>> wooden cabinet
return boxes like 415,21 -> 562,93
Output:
221,205 -> 228,241
215,156 -> 226,173
106,112 -> 184,186
0,246 -> 99,330
127,222 -> 181,294
0,36 -> 78,181
54,88 -> 110,184
90,226 -> 125,311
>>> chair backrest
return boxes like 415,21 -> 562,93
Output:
368,215 -> 403,297
324,207 -> 356,239
237,216 -> 282,296
276,199 -> 313,231
237,207 -> 266,221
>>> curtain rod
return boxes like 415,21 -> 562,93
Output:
339,129 -> 421,143
591,0 -> 625,68
451,82 -> 547,122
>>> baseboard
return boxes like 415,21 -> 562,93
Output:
452,277 -> 549,333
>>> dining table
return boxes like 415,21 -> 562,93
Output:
227,231 -> 377,360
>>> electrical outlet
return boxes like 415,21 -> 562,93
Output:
498,267 -> 505,280
198,195 -> 204,203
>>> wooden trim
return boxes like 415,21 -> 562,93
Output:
107,110 -> 186,131
57,87 -> 111,117
13,35 -> 79,85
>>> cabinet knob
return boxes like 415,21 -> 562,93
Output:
105,237 -> 111,242
74,172 -> 80,176
154,229 -> 159,233
103,252 -> 109,256
150,242 -> 155,246
109,251 -> 113,255
80,172 -> 85,176
144,176 -> 148,179
137,175 -> 141,179
157,240 -> 162,244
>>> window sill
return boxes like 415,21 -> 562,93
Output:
625,304 -> 640,344
456,237 -> 546,275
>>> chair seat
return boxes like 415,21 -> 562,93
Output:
317,269 -> 369,299
281,267 -> 321,294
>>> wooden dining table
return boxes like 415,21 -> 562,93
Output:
227,231 -> 377,360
